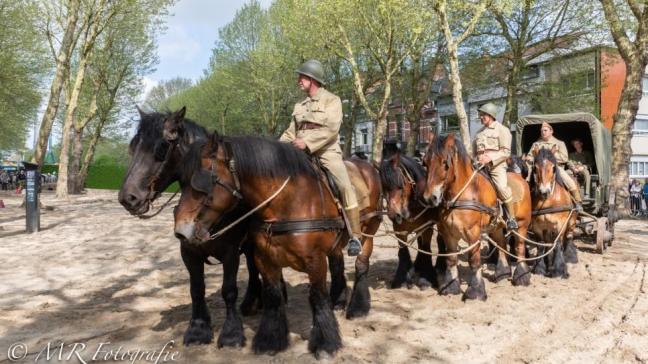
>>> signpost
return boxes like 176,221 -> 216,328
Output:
23,161 -> 40,233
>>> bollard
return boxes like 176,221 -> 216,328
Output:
22,162 -> 40,233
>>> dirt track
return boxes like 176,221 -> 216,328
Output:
1,190 -> 647,363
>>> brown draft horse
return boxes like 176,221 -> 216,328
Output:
174,132 -> 382,357
422,134 -> 533,301
529,147 -> 579,278
379,142 -> 437,289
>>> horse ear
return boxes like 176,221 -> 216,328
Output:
532,145 -> 539,156
390,149 -> 401,168
135,105 -> 145,119
163,107 -> 187,142
176,106 -> 186,121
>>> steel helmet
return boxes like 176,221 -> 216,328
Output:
295,59 -> 326,85
478,103 -> 499,120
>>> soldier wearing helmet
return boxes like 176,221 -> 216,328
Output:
474,102 -> 518,229
524,121 -> 583,211
280,60 -> 362,256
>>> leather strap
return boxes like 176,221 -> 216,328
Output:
257,217 -> 345,235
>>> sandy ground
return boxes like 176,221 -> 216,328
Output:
0,189 -> 647,364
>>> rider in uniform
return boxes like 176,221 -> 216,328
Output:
473,103 -> 518,230
568,138 -> 595,198
524,121 -> 583,211
279,59 -> 363,256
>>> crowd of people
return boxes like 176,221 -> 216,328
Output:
629,179 -> 648,216
0,169 -> 57,193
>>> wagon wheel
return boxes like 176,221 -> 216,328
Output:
596,217 -> 612,254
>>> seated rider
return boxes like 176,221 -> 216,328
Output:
473,103 -> 518,230
567,138 -> 595,198
279,59 -> 363,256
524,121 -> 583,212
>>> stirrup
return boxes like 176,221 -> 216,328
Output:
347,237 -> 362,256
506,218 -> 518,230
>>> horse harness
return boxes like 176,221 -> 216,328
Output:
192,140 -> 347,241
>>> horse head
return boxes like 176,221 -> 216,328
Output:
423,133 -> 466,207
379,142 -> 419,223
118,106 -> 193,215
174,132 -> 241,245
532,145 -> 558,200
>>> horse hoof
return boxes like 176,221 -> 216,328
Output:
564,243 -> 579,264
314,350 -> 336,360
533,262 -> 547,276
390,280 -> 404,289
217,330 -> 246,348
183,319 -> 213,346
512,264 -> 531,287
345,305 -> 369,320
438,278 -> 461,296
462,279 -> 487,301
493,264 -> 511,283
417,277 -> 433,291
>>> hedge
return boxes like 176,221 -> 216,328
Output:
40,164 -> 180,192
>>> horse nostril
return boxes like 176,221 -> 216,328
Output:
174,232 -> 187,241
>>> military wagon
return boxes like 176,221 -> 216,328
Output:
516,112 -> 616,253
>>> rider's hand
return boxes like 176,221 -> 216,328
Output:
292,138 -> 307,150
478,154 -> 491,165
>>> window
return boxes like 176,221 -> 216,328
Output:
643,77 -> 648,95
630,159 -> 648,178
585,71 -> 596,90
634,119 -> 648,132
521,65 -> 540,80
361,128 -> 368,145
442,114 -> 460,134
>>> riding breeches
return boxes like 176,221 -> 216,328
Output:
490,163 -> 513,203
318,149 -> 358,210
556,165 -> 578,192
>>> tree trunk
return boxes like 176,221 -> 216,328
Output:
32,0 -> 80,167
406,113 -> 420,156
502,60 -> 522,127
371,80 -> 392,165
343,103 -> 359,158
446,43 -> 472,153
68,128 -> 84,194
611,62 -> 645,216
78,118 -> 105,189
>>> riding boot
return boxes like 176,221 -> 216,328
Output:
345,207 -> 363,256
504,199 -> 518,230
571,188 -> 583,213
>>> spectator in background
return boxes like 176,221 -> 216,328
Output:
642,179 -> 648,216
0,170 -> 8,191
630,179 -> 642,215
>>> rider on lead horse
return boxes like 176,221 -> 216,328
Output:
279,59 -> 363,256
473,103 -> 519,230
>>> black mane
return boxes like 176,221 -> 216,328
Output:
183,134 -> 317,182
130,110 -> 207,151
379,143 -> 426,190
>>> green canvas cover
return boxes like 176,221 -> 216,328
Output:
516,112 -> 611,186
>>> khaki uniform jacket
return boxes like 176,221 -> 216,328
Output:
569,150 -> 595,169
473,121 -> 512,167
279,88 -> 342,155
526,136 -> 569,166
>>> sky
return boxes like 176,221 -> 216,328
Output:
142,0 -> 273,95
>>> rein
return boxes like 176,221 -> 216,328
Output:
137,140 -> 179,219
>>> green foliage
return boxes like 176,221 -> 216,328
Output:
0,1 -> 49,149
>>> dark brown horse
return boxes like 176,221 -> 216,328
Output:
379,142 -> 437,289
529,147 -> 578,278
118,107 -> 263,348
422,134 -> 533,301
174,132 -> 382,357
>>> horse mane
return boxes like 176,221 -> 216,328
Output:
428,133 -> 471,164
379,142 -> 427,192
226,136 -> 317,179
131,110 -> 207,151
183,133 -> 317,181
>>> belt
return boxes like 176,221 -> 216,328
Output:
298,122 -> 323,130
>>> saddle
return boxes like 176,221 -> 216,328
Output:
309,157 -> 370,211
